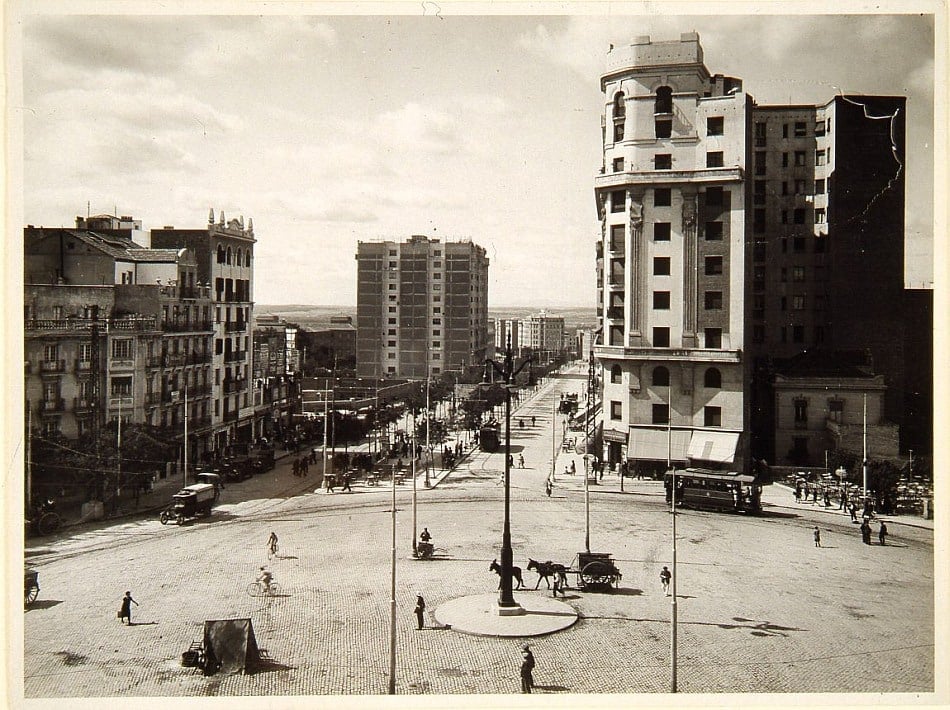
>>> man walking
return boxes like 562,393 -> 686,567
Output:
118,591 -> 139,625
860,519 -> 872,545
520,646 -> 535,693
878,521 -> 888,546
660,566 -> 672,596
545,479 -> 552,497
413,595 -> 426,630
813,526 -> 821,547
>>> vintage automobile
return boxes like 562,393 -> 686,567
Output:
160,483 -> 216,525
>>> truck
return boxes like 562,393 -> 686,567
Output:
160,483 -> 217,525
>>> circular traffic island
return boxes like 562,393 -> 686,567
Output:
434,593 -> 578,637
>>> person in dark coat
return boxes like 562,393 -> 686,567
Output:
813,526 -> 821,547
520,646 -> 535,693
878,521 -> 888,545
860,520 -> 872,544
413,595 -> 426,630
118,591 -> 138,625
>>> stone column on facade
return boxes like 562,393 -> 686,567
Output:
681,189 -> 699,348
627,188 -> 645,345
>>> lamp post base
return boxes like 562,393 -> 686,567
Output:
495,602 -> 527,617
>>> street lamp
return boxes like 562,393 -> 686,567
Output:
483,335 -> 532,615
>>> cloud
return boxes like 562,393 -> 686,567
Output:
373,102 -> 460,154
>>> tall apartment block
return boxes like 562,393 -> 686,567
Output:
593,32 -> 910,471
150,209 -> 258,449
356,235 -> 489,379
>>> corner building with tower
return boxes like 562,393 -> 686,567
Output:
593,32 -> 909,473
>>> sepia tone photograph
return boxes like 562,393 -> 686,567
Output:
6,1 -> 945,706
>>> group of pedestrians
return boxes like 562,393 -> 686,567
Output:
811,520 -> 889,546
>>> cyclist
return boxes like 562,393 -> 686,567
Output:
267,531 -> 278,556
257,566 -> 274,594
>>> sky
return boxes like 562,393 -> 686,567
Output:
12,4 -> 939,307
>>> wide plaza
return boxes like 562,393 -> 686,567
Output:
19,371 -> 936,700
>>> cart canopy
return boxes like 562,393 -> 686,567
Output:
202,618 -> 260,675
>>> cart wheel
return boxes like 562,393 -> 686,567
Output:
160,510 -> 171,525
175,514 -> 185,525
26,586 -> 39,605
246,582 -> 262,597
581,562 -> 614,589
38,512 -> 61,536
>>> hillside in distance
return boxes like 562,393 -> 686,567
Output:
256,305 -> 597,333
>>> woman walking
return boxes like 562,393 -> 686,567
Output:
118,591 -> 139,625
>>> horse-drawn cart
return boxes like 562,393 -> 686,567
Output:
566,551 -> 622,592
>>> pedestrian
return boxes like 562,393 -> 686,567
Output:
325,474 -> 335,493
520,646 -> 535,693
545,479 -> 552,497
813,526 -> 821,547
860,520 -> 872,545
823,490 -> 830,507
878,521 -> 888,546
660,566 -> 671,595
118,591 -> 139,625
850,502 -> 858,522
794,484 -> 801,503
292,458 -> 300,477
551,575 -> 562,597
508,454 -> 514,469
518,454 -> 525,469
812,487 -> 818,503
413,595 -> 426,630
570,461 -> 576,475
341,473 -> 352,492
840,490 -> 847,510
531,416 -> 536,427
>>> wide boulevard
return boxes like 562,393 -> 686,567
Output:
19,367 -> 935,699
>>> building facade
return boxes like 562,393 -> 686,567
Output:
356,235 -> 489,379
494,319 -> 521,353
593,33 -> 750,476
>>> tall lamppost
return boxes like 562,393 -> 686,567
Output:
484,336 -> 532,614
668,383 -> 678,693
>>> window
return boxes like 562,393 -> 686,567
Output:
706,151 -> 724,168
707,116 -> 724,136
704,291 -> 723,310
612,92 -> 626,142
815,149 -> 826,166
704,406 -> 722,427
829,399 -> 844,423
612,157 -> 624,172
432,341 -> 441,348
781,267 -> 788,282
794,398 -> 808,426
705,328 -> 722,348
610,365 -> 622,384
705,256 -> 723,275
704,368 -> 722,388
654,223 -> 672,241
388,306 -> 396,313
654,188 -> 672,207
388,283 -> 397,290
782,152 -> 789,168
610,224 -> 625,250
613,121 -> 625,142
653,327 -> 670,348
387,353 -> 396,359
655,86 -> 673,114
793,295 -> 806,310
655,154 -> 672,170
387,340 -> 396,347
754,121 -> 767,145
653,291 -> 671,310
652,404 -> 670,425
111,376 -> 132,396
611,190 -> 626,212
794,121 -> 807,137
753,209 -> 766,233
654,257 -> 671,276
794,179 -> 806,195
793,325 -> 805,343
793,266 -> 805,281
754,180 -> 766,205
388,317 -> 397,325
815,208 -> 826,223
112,339 -> 133,360
781,296 -> 788,311
388,328 -> 396,335
814,178 -> 825,194
655,119 -> 672,139
781,181 -> 789,196
794,151 -> 806,167
782,123 -> 789,139
652,366 -> 670,387
794,208 -> 806,224
705,221 -> 723,240
753,325 -> 765,343
43,344 -> 59,362
610,401 -> 622,421
705,187 -> 723,206
815,235 -> 827,253
754,152 -> 766,175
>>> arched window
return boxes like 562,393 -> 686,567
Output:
216,245 -> 225,264
652,366 -> 670,387
236,248 -> 243,268
704,367 -> 722,389
245,250 -> 251,267
613,92 -> 626,142
226,246 -> 232,265
655,86 -> 673,114
610,364 -> 622,384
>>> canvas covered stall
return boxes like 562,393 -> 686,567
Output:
202,618 -> 261,675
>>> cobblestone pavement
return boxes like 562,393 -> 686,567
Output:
19,369 -> 939,701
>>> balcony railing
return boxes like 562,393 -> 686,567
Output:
223,409 -> 238,421
73,397 -> 94,412
74,359 -> 92,371
224,379 -> 247,395
162,319 -> 214,333
39,359 -> 67,373
25,317 -> 157,332
39,398 -> 65,413
147,355 -> 164,368
146,391 -> 163,406
594,166 -> 743,190
224,351 -> 247,363
224,320 -> 247,333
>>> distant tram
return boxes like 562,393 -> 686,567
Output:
663,467 -> 768,514
479,421 -> 501,452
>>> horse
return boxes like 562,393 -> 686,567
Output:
527,558 -> 568,590
489,559 -> 524,590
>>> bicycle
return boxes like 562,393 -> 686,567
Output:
246,581 -> 281,597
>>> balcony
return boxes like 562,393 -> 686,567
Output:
75,359 -> 92,372
224,320 -> 247,333
223,379 -> 246,395
39,398 -> 65,413
73,397 -> 94,412
162,319 -> 214,333
223,409 -> 238,422
163,353 -> 188,367
39,359 -> 67,373
147,355 -> 165,368
224,350 -> 247,363
145,391 -> 163,406
594,166 -> 743,191
594,344 -> 742,364
25,317 -> 157,332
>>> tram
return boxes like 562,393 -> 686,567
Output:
663,467 -> 767,514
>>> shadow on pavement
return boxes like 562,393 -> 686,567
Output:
757,509 -> 800,519
25,599 -> 64,611
610,587 -> 643,596
533,684 -> 571,692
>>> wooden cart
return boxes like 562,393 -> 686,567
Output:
566,551 -> 622,592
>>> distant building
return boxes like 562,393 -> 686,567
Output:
355,235 -> 489,379
494,319 -> 521,352
252,314 -> 299,439
302,315 -> 356,371
520,311 -> 565,358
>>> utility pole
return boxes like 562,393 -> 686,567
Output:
183,384 -> 189,487
388,446 -> 397,694
669,383 -> 677,693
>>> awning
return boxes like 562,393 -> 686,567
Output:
687,431 -> 740,464
603,428 -> 628,444
627,428 -> 690,462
